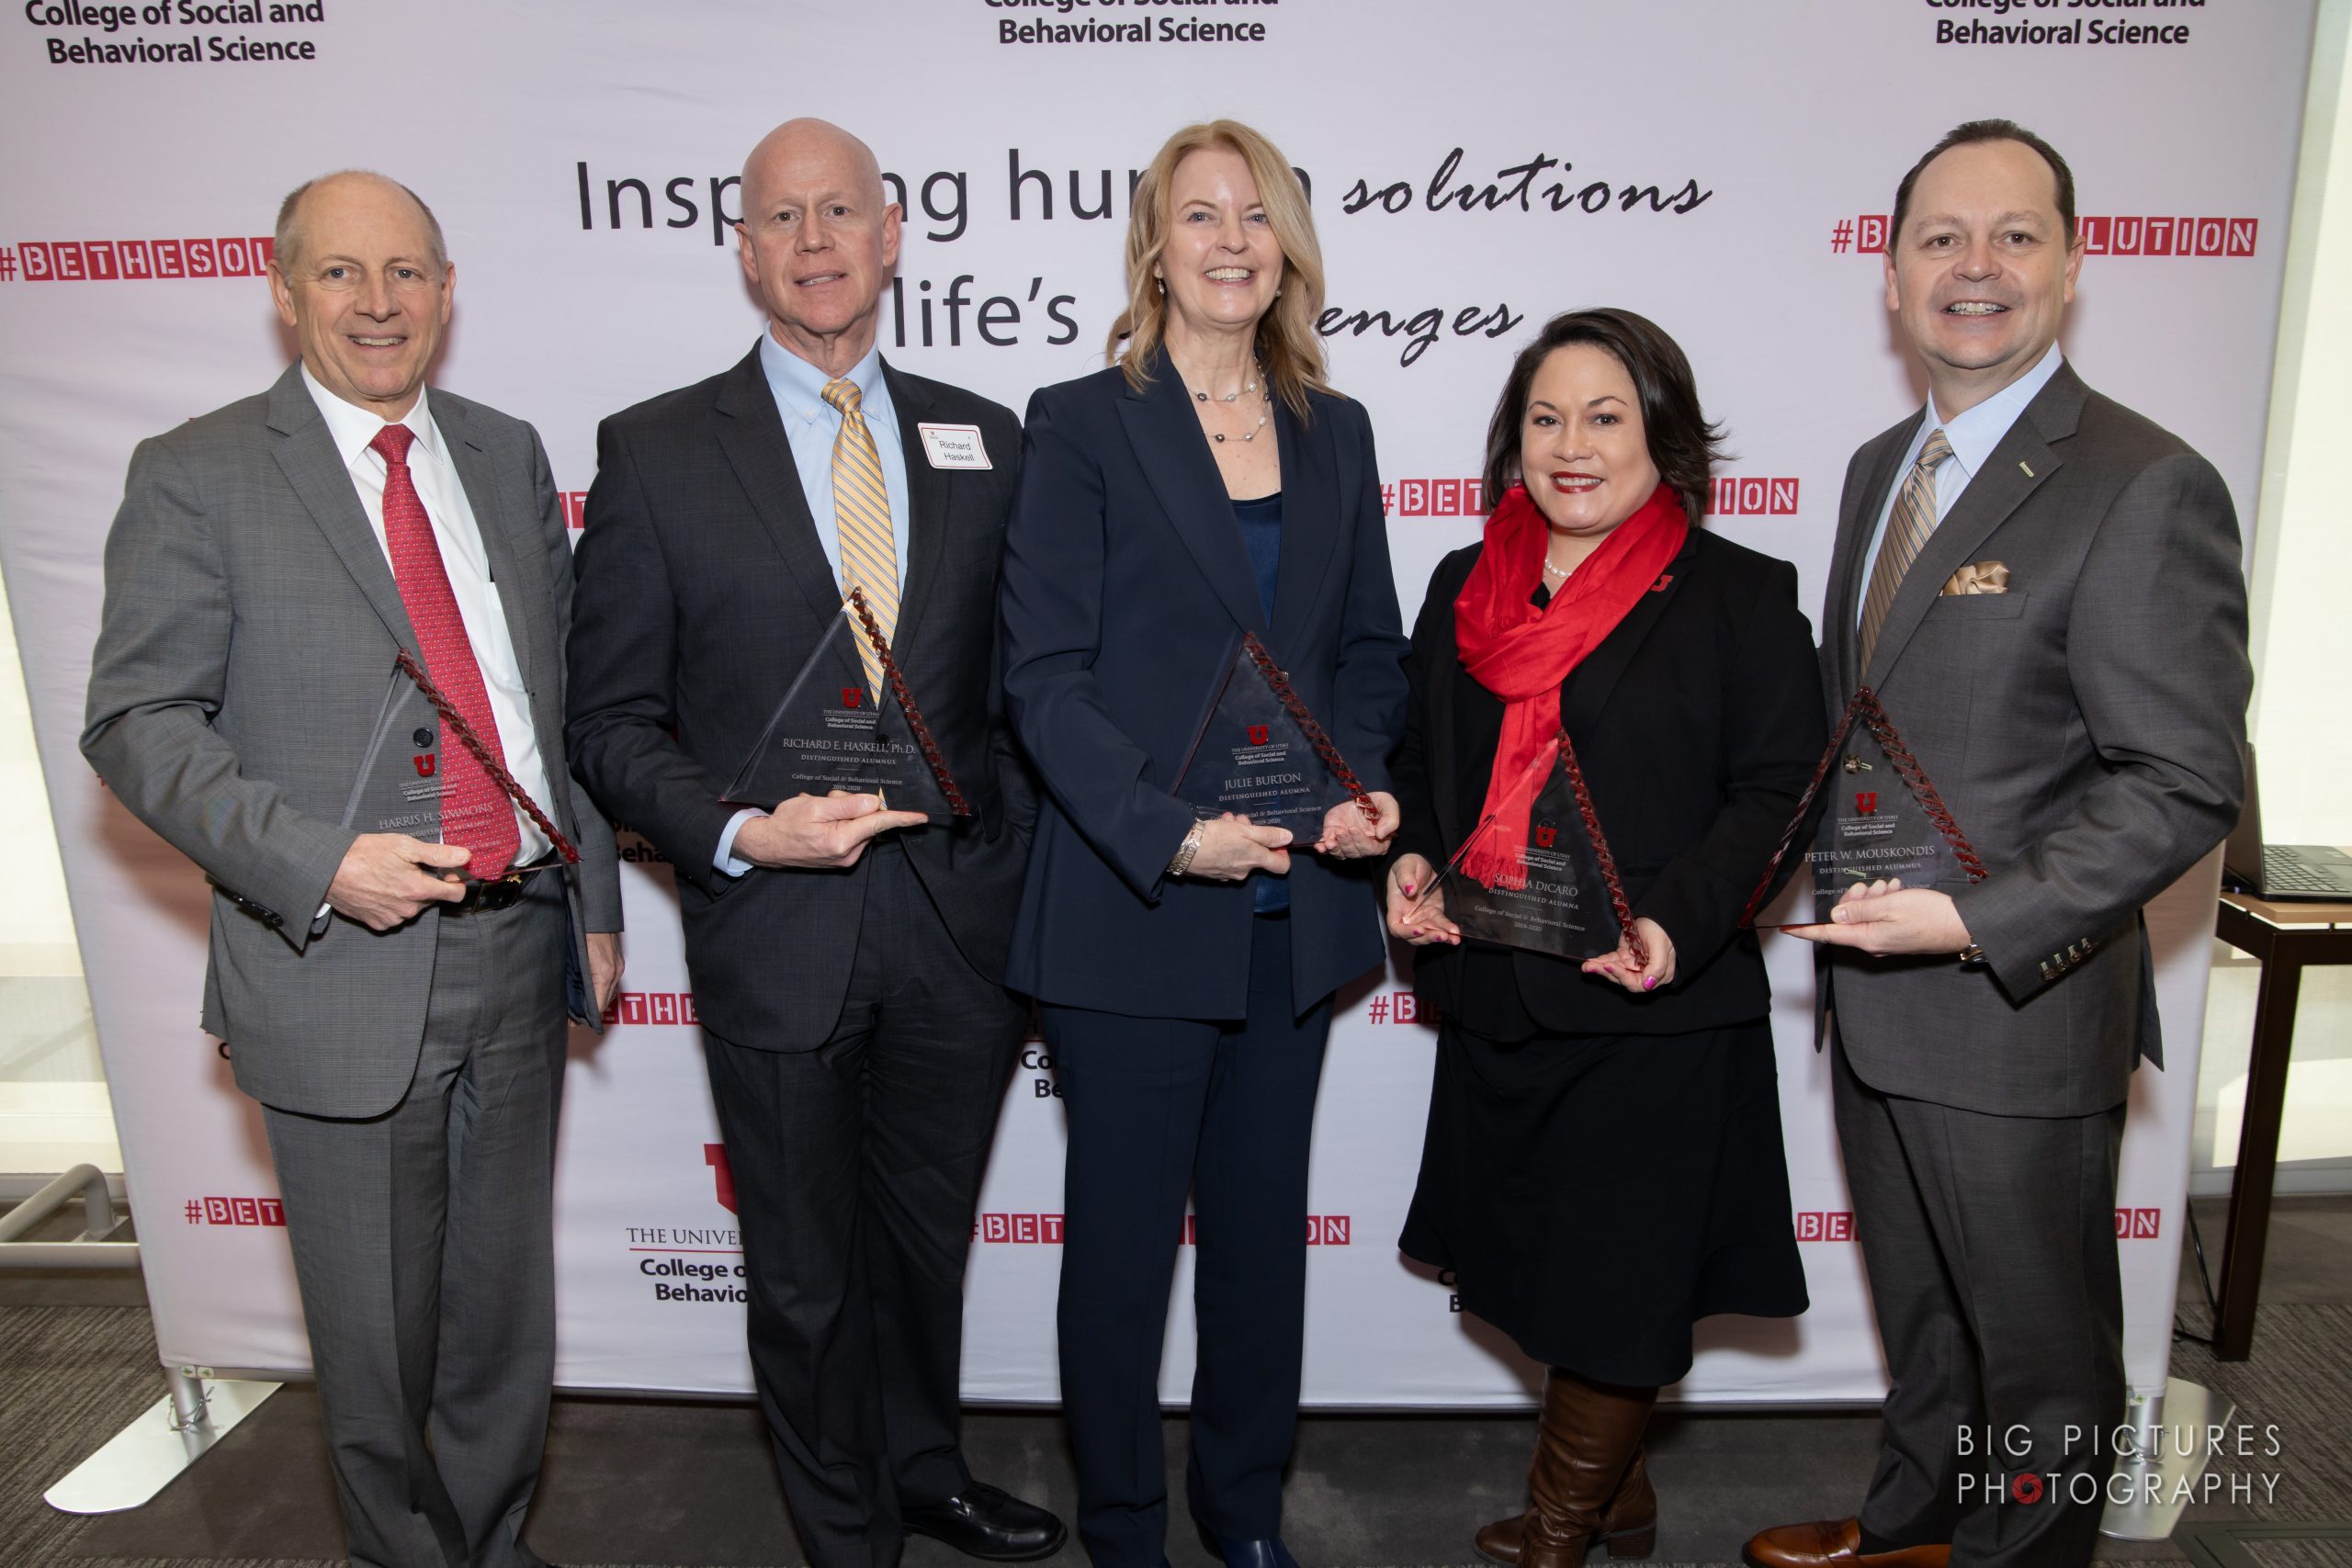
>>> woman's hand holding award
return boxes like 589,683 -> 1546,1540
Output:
1171,631 -> 1383,845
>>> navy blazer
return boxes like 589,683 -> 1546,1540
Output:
999,360 -> 1409,1019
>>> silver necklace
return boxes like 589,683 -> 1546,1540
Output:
1185,365 -> 1270,443
1215,389 -> 1270,445
1193,373 -> 1258,404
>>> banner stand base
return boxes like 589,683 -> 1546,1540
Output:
2099,1376 -> 2233,1541
44,1366 -> 280,1515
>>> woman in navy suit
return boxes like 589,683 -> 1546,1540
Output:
1387,310 -> 1821,1566
999,119 -> 1408,1568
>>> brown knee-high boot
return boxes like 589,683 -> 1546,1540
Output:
1474,1370 -> 1658,1567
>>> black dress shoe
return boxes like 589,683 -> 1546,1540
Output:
1193,1515 -> 1300,1568
903,1481 -> 1068,1562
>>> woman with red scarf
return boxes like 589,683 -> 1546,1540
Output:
1385,309 -> 1823,1568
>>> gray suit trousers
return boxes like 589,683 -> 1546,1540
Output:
1832,1035 -> 2124,1568
262,882 -> 567,1568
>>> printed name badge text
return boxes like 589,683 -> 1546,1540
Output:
918,423 -> 991,470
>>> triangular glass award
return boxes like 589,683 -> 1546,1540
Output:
721,592 -> 968,823
1172,632 -> 1379,835
338,661 -> 451,840
1739,687 -> 1986,928
1415,730 -> 1638,962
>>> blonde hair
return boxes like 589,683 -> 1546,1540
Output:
1108,120 -> 1334,420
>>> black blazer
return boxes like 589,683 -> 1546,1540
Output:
1393,527 -> 1824,1035
999,360 -> 1409,1019
565,347 -> 1035,1050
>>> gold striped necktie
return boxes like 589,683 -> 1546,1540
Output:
821,377 -> 899,695
1858,426 -> 1955,671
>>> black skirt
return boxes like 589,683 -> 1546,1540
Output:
1398,1015 -> 1808,1387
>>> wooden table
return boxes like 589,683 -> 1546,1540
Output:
2208,892 -> 2352,1359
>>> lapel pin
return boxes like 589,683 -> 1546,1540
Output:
2018,460 -> 2035,478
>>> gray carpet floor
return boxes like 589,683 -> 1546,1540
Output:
4,1196 -> 2348,1568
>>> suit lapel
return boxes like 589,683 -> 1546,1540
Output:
1267,397 -> 1338,660
711,347 -> 847,626
880,359 -> 950,666
1828,417 -> 1919,695
1563,525 -> 1700,738
1114,365 -> 1265,637
267,367 -> 418,653
1863,367 -> 2083,687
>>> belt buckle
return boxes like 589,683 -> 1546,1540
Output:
448,855 -> 560,914
462,873 -> 526,913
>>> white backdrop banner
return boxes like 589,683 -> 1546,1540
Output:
0,0 -> 2312,1407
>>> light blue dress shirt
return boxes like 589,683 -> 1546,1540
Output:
1855,340 -> 2065,627
718,334 -> 914,874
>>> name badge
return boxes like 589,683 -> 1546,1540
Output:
917,422 -> 992,470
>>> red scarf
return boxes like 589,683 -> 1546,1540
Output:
1453,480 -> 1687,886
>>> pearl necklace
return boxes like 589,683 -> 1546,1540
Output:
1184,366 -> 1270,444
1542,558 -> 1575,581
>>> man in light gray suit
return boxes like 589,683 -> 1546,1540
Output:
82,171 -> 622,1568
1744,123 -> 2250,1568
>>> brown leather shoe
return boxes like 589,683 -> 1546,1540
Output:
1473,1443 -> 1656,1564
1741,1517 -> 1950,1568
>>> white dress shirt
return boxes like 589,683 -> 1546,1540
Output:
1855,340 -> 2066,626
302,365 -> 553,867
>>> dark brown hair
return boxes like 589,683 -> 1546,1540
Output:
1482,308 -> 1727,526
1891,118 -> 2078,248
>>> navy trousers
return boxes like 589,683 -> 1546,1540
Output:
1046,913 -> 1334,1566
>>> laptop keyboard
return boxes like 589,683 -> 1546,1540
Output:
2265,848 -> 2352,895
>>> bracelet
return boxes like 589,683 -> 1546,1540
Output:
1169,818 -> 1207,878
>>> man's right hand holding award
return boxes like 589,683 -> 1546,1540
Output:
728,788 -> 928,870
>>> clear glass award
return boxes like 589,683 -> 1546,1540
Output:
1739,688 -> 1986,928
340,664 -> 467,839
721,594 -> 968,823
329,656 -> 576,922
1416,731 -> 1633,961
1172,633 -> 1378,835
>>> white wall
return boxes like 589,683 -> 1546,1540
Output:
2193,0 -> 2352,1194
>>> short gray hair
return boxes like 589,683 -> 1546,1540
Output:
273,170 -> 449,274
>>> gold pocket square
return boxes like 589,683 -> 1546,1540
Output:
1941,561 -> 2010,596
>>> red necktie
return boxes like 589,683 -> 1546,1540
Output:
370,423 -> 520,879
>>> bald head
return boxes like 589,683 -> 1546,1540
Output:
734,118 -> 901,377
275,170 -> 447,276
742,118 -> 885,216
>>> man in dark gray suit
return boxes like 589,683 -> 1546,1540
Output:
565,119 -> 1060,1567
83,171 -> 622,1568
1745,123 -> 2250,1568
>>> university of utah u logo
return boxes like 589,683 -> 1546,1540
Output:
1247,724 -> 1271,747
1533,824 -> 1557,849
842,687 -> 863,709
412,754 -> 436,778
1855,792 -> 1879,815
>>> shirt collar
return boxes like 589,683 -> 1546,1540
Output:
300,361 -> 442,470
1923,340 -> 2064,479
758,330 -> 885,427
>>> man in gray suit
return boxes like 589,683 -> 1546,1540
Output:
82,170 -> 622,1568
1745,123 -> 2250,1568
